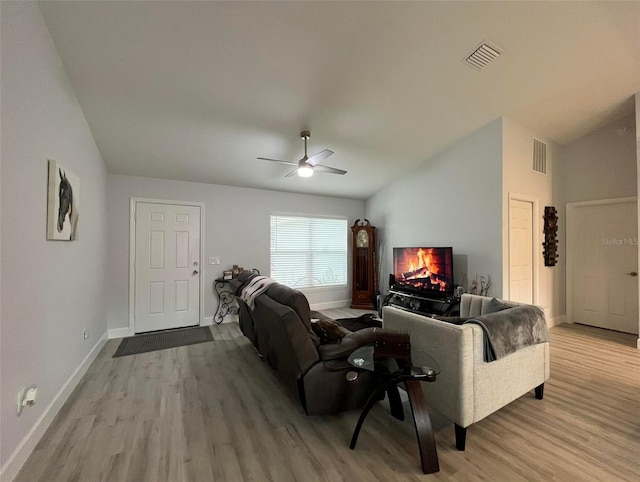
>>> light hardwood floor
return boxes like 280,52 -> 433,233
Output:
16,321 -> 640,481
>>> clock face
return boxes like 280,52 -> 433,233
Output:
356,229 -> 369,248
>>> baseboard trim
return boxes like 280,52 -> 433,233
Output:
0,331 -> 108,482
108,327 -> 131,339
202,316 -> 213,326
548,315 -> 567,328
214,315 -> 238,324
310,300 -> 350,311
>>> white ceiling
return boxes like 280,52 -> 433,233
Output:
38,1 -> 640,200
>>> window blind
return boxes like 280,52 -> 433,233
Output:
270,215 -> 347,289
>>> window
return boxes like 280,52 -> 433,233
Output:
270,215 -> 347,289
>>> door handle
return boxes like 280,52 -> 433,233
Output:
626,272 -> 638,277
193,270 -> 199,275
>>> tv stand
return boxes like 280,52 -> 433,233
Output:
382,289 -> 460,317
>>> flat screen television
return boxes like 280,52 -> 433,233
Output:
392,247 -> 454,297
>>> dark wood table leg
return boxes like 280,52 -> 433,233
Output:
350,382 -> 390,449
387,383 -> 405,421
405,380 -> 439,474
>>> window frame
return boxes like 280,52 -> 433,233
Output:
269,214 -> 348,290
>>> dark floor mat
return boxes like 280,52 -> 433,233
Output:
113,326 -> 213,357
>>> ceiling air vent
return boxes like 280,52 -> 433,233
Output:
463,41 -> 502,71
532,138 -> 547,174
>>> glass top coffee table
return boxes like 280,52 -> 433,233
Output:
348,345 -> 441,474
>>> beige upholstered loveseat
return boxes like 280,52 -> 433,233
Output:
383,294 -> 550,450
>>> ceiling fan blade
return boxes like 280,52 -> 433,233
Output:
313,165 -> 347,175
306,149 -> 334,166
284,168 -> 299,178
257,157 -> 298,166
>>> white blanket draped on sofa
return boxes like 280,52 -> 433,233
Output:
240,275 -> 276,309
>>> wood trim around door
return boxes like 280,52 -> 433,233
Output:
506,193 -> 539,304
129,198 -> 205,337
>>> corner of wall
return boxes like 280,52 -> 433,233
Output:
501,118 -> 558,315
366,118 -> 505,298
636,92 -> 640,345
1,2 -> 109,473
0,333 -> 108,481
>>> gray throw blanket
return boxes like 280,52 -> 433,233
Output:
464,305 -> 549,362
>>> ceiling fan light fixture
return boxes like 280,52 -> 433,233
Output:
257,130 -> 345,178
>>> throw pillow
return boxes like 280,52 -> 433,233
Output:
485,298 -> 511,314
311,319 -> 349,343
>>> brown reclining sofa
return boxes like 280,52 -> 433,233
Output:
230,271 -> 380,415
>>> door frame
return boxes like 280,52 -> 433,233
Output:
566,196 -> 637,330
506,193 -> 539,304
129,197 -> 206,336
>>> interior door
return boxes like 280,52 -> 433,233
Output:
570,199 -> 638,334
134,202 -> 201,333
509,199 -> 534,304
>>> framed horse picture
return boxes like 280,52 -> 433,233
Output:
47,160 -> 80,240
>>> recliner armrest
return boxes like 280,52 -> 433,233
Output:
317,328 -> 376,360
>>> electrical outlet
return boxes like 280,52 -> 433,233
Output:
83,329 -> 89,340
17,387 -> 38,414
209,256 -> 221,265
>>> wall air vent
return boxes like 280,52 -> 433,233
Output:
463,41 -> 502,71
532,138 -> 547,174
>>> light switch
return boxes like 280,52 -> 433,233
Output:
209,256 -> 221,265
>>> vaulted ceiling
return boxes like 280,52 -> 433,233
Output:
38,1 -> 640,199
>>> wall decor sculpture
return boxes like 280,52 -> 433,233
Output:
543,206 -> 558,266
47,160 -> 79,240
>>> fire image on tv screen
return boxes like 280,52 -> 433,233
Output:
393,247 -> 454,295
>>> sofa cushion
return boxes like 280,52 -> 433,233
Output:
461,294 -> 520,317
431,315 -> 472,325
231,271 -> 257,295
228,277 -> 247,295
265,284 -> 312,330
485,298 -> 512,314
237,270 -> 256,283
255,295 -> 319,387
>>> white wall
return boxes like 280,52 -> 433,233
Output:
558,114 -> 637,203
556,112 -> 637,332
502,118 -> 561,320
366,118 -> 504,296
107,174 -> 365,331
0,1 -> 108,476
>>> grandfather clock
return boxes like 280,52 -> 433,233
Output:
350,219 -> 377,310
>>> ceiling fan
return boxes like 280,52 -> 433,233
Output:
258,130 -> 347,178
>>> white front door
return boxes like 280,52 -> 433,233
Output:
133,202 -> 201,333
569,199 -> 638,335
509,199 -> 534,304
